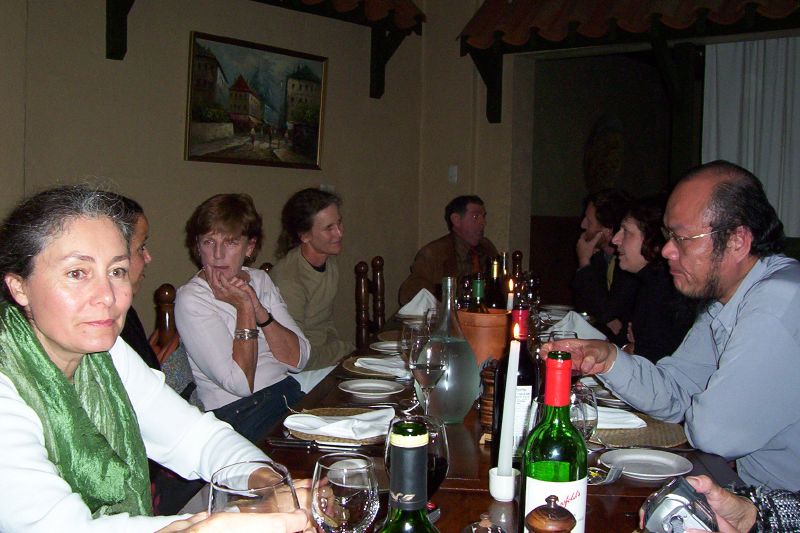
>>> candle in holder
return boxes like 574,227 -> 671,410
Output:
496,337 -> 520,476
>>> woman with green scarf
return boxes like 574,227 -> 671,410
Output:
0,185 -> 308,532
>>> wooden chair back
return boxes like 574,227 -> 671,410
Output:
355,256 -> 385,349
149,283 -> 179,363
260,262 -> 273,274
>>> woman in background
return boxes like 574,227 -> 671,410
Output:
271,188 -> 354,392
611,194 -> 694,362
176,194 -> 309,443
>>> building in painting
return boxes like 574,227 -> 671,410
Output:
284,65 -> 321,125
191,44 -> 228,108
228,75 -> 263,132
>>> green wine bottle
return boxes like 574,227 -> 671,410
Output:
377,420 -> 439,533
521,351 -> 588,532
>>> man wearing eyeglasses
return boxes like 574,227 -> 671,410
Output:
399,195 -> 498,305
545,160 -> 800,491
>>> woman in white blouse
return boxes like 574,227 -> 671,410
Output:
176,193 -> 310,442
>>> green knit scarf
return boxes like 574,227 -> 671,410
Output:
0,302 -> 152,517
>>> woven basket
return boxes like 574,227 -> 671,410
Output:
595,414 -> 687,448
287,407 -> 387,446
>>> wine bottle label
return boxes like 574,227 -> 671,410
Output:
524,477 -> 587,533
512,385 -> 533,455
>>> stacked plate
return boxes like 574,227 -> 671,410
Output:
369,341 -> 401,354
338,379 -> 404,398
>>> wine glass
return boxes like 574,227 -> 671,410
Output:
423,306 -> 440,330
408,338 -> 448,416
549,330 -> 579,380
400,321 -> 428,366
383,414 -> 450,499
311,452 -> 379,533
570,382 -> 598,443
209,460 -> 299,515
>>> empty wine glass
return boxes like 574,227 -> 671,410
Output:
209,460 -> 299,515
383,414 -> 449,499
408,338 -> 448,416
570,382 -> 598,443
312,453 -> 379,533
400,321 -> 428,366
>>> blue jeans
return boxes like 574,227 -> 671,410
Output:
212,376 -> 302,443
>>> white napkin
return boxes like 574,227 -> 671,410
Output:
354,356 -> 410,379
548,311 -> 607,340
398,289 -> 438,316
283,407 -> 395,440
597,406 -> 647,429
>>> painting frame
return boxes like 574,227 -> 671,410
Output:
185,31 -> 327,170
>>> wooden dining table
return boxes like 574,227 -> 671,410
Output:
260,342 -> 741,532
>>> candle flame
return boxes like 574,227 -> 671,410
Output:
513,323 -> 520,339
508,278 -> 514,292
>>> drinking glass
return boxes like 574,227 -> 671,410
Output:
423,307 -> 440,330
549,330 -> 580,379
400,321 -> 428,366
311,453 -> 379,533
408,338 -> 449,416
570,382 -> 598,443
383,414 -> 450,499
209,460 -> 299,515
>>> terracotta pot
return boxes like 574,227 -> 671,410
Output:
457,309 -> 511,364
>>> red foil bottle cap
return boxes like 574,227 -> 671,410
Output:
544,351 -> 572,407
512,309 -> 529,339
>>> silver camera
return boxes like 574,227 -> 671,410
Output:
642,476 -> 718,533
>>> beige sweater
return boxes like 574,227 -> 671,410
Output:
271,247 -> 355,370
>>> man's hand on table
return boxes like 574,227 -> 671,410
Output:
158,510 -> 313,532
541,339 -> 618,375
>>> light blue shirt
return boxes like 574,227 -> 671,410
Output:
601,254 -> 800,490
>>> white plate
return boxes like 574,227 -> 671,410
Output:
338,379 -> 404,398
599,449 -> 693,481
369,341 -> 401,354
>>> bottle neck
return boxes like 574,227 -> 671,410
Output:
435,277 -> 464,337
543,357 -> 571,407
511,308 -> 530,340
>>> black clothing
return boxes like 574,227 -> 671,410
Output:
631,261 -> 695,363
572,252 -> 639,345
120,307 -> 160,370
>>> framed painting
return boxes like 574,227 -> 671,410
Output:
185,31 -> 327,169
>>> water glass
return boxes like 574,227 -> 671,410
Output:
209,460 -> 299,515
423,307 -> 440,330
570,382 -> 598,442
400,321 -> 428,365
312,453 -> 379,533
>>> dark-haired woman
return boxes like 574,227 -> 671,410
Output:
270,188 -> 354,392
0,185 -> 290,531
175,194 -> 309,443
611,196 -> 694,362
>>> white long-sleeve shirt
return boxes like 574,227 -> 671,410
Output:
175,267 -> 310,410
0,337 -> 269,532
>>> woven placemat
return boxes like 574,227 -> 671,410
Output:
377,330 -> 401,342
287,407 -> 386,445
595,414 -> 687,448
341,356 -> 395,378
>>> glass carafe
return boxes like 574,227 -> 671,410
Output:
420,277 -> 481,424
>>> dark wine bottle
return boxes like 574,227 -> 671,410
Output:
520,351 -> 588,533
377,420 -> 439,533
485,257 -> 506,309
490,306 -> 539,469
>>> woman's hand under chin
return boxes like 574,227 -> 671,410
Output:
204,266 -> 252,310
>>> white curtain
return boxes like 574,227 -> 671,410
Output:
703,37 -> 800,237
